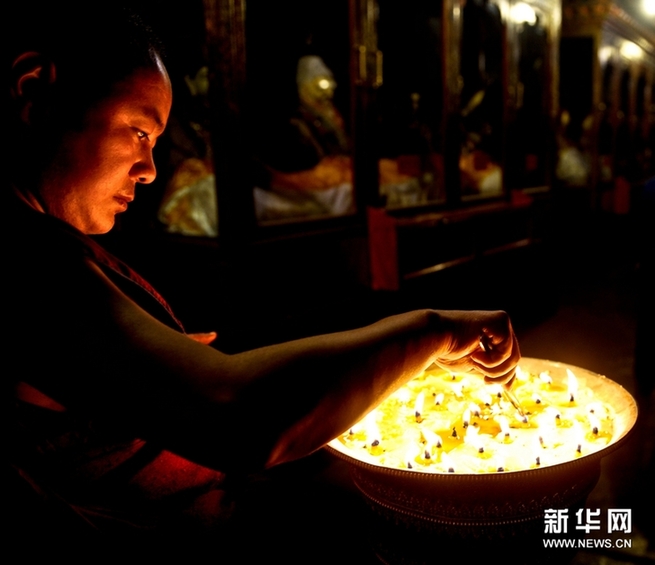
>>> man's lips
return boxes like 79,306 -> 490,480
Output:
114,194 -> 134,210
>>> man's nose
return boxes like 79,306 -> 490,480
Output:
130,148 -> 157,184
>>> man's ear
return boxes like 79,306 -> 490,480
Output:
11,51 -> 57,124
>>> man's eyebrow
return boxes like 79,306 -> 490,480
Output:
139,105 -> 166,131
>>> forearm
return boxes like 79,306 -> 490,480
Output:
227,309 -> 446,467
104,300 -> 454,471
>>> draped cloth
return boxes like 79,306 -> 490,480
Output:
4,189 -> 231,539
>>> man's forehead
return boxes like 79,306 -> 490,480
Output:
110,66 -> 172,128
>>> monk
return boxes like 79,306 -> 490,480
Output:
5,1 -> 520,544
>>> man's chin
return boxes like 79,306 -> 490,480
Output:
85,218 -> 116,235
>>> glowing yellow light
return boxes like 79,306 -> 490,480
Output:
334,364 -> 617,474
599,45 -> 615,66
620,41 -> 642,60
643,0 -> 655,17
510,2 -> 537,24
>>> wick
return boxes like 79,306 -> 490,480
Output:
448,467 -> 455,473
576,444 -> 582,454
497,467 -> 505,472
539,436 -> 544,446
436,440 -> 442,448
349,429 -> 354,435
521,415 -> 528,424
478,447 -> 484,454
407,461 -> 413,469
536,457 -> 541,466
371,439 -> 380,447
424,450 -> 431,460
592,426 -> 599,435
463,421 -> 469,429
452,427 -> 458,438
536,398 -> 542,404
570,393 -> 575,402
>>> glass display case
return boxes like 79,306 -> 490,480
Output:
245,1 -> 357,225
376,0 -> 447,209
457,0 -> 506,200
559,0 -> 655,210
506,0 -> 560,193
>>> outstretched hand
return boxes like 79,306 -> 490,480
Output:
434,310 -> 520,385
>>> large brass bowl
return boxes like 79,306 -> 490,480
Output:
326,358 -> 638,564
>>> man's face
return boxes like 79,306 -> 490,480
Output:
39,59 -> 173,234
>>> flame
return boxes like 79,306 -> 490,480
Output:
487,383 -> 504,399
414,391 -> 425,418
572,421 -> 585,454
405,445 -> 419,469
422,428 -> 443,450
587,411 -> 601,435
363,411 -> 381,445
515,365 -> 527,382
567,369 -> 578,401
497,415 -> 511,438
464,425 -> 484,452
441,451 -> 456,473
393,387 -> 411,404
477,390 -> 492,406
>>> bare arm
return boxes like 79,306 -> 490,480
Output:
28,258 -> 519,473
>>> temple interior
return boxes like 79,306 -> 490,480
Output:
7,1 -> 655,562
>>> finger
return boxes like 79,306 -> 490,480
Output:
471,333 -> 515,368
474,334 -> 521,377
471,345 -> 511,368
483,311 -> 516,344
187,332 -> 217,345
484,368 -> 516,386
433,357 -> 477,375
